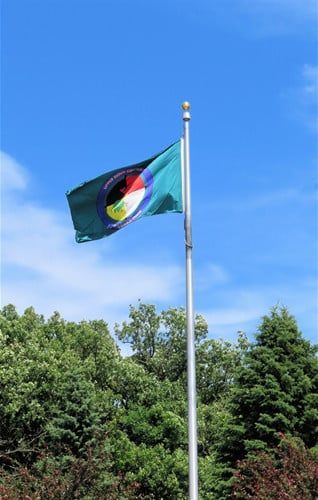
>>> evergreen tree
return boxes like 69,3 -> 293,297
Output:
2,303 -> 315,498
216,307 -> 318,497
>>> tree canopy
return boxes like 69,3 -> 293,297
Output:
0,303 -> 317,498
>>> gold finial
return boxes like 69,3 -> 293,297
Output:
182,101 -> 190,111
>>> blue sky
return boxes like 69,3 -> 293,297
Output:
1,0 -> 317,345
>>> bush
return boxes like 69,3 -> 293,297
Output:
233,435 -> 318,499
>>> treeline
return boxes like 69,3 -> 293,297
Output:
0,303 -> 317,499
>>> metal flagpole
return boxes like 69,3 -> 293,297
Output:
182,101 -> 198,500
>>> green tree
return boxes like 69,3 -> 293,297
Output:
3,303 -> 315,499
0,307 -> 120,454
0,305 -> 121,496
0,304 -> 193,497
115,301 -> 208,382
216,307 -> 318,498
197,332 -> 249,404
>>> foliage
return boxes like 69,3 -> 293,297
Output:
0,303 -> 316,498
232,435 -> 318,499
0,446 -> 138,499
115,301 -> 208,382
216,306 -> 318,498
197,331 -> 249,404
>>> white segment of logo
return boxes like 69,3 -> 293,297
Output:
124,188 -> 145,217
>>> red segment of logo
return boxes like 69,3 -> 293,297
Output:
119,175 -> 144,196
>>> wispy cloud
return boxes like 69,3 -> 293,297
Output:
189,0 -> 317,37
1,153 -> 316,342
201,280 -> 317,341
241,0 -> 317,20
283,64 -> 318,132
207,187 -> 317,212
1,152 -> 183,323
238,0 -> 317,36
299,64 -> 318,132
1,151 -> 29,192
200,288 -> 268,340
196,263 -> 230,291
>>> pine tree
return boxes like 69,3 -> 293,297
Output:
216,307 -> 318,496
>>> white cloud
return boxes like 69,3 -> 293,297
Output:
208,264 -> 229,284
299,64 -> 318,132
204,306 -> 263,328
302,64 -> 318,94
283,64 -> 318,132
0,152 -> 183,323
242,0 -> 317,19
208,187 -> 317,212
200,288 -> 267,339
0,151 -> 29,192
187,0 -> 317,37
238,0 -> 317,36
196,263 -> 230,291
1,152 -> 316,342
201,281 -> 317,341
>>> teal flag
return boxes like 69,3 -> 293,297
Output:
66,141 -> 183,242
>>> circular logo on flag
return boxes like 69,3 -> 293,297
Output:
96,167 -> 154,230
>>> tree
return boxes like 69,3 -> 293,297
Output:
0,307 -> 121,460
2,303 -> 316,499
233,435 -> 318,499
0,305 -> 121,497
115,302 -> 161,367
115,301 -> 208,382
216,307 -> 318,497
0,304 -> 192,497
197,332 -> 249,404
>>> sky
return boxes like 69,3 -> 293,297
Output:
1,0 -> 317,346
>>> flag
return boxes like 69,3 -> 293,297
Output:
66,140 -> 183,242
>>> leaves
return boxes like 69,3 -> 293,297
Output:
0,303 -> 316,498
233,435 -> 318,499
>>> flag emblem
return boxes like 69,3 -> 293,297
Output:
66,140 -> 183,242
96,167 -> 154,230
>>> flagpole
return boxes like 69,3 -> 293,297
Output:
182,101 -> 198,500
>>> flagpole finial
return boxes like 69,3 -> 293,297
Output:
182,101 -> 191,121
